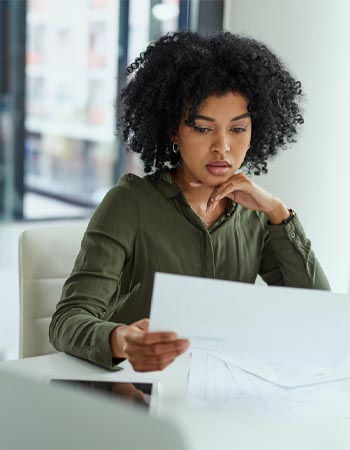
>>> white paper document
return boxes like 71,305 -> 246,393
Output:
187,351 -> 350,418
149,273 -> 350,386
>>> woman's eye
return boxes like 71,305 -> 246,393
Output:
193,126 -> 212,133
192,125 -> 248,133
231,127 -> 247,133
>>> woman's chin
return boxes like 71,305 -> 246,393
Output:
202,170 -> 234,186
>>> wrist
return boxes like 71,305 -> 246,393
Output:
110,325 -> 128,358
266,201 -> 290,225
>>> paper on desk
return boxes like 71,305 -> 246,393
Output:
149,273 -> 350,386
213,352 -> 350,388
187,350 -> 350,418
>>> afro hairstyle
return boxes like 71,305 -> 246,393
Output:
118,31 -> 304,177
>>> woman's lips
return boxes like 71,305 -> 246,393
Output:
205,162 -> 232,176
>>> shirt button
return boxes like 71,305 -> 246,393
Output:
290,232 -> 296,239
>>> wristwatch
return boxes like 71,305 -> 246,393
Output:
268,208 -> 296,226
278,208 -> 296,225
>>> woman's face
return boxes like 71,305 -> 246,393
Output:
174,92 -> 251,186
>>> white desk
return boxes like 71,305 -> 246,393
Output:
2,352 -> 350,449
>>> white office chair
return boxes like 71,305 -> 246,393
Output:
18,223 -> 87,358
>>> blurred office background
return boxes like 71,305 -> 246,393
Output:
1,0 -> 349,361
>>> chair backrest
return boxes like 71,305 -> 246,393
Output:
19,223 -> 87,358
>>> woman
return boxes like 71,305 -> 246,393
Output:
49,31 -> 330,372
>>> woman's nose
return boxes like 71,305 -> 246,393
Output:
211,136 -> 230,153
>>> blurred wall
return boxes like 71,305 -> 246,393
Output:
224,0 -> 350,293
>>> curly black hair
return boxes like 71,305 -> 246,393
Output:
119,31 -> 303,177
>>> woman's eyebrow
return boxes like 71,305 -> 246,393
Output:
194,112 -> 251,122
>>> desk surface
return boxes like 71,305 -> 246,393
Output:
2,352 -> 350,450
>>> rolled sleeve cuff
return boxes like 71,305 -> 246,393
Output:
265,212 -> 331,290
89,321 -> 125,371
267,213 -> 308,252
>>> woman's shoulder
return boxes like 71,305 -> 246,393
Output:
98,173 -> 161,210
88,174 -> 144,230
119,172 -> 144,185
116,172 -> 155,192
105,173 -> 149,198
116,172 -> 172,198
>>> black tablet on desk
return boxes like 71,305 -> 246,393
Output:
50,379 -> 158,415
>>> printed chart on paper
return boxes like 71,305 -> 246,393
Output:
187,351 -> 350,418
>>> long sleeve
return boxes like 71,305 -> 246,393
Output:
49,179 -> 138,370
258,213 -> 331,290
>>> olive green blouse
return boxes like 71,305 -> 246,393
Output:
49,172 -> 330,370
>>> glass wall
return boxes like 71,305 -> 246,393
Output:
23,0 -> 186,219
24,0 -> 120,218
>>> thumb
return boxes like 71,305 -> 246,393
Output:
132,318 -> 149,332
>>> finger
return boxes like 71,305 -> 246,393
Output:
125,330 -> 178,346
213,183 -> 236,201
214,177 -> 250,201
133,339 -> 190,356
207,183 -> 238,211
206,186 -> 220,212
130,348 -> 186,367
206,199 -> 219,213
132,361 -> 175,372
206,175 -> 250,210
131,354 -> 179,372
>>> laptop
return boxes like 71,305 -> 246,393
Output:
0,370 -> 186,449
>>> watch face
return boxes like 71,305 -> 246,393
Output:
284,209 -> 295,224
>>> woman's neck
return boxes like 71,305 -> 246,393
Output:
171,171 -> 227,222
171,171 -> 210,206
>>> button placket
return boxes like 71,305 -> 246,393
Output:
204,231 -> 216,278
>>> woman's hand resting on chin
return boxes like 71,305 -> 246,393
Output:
191,173 -> 290,225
